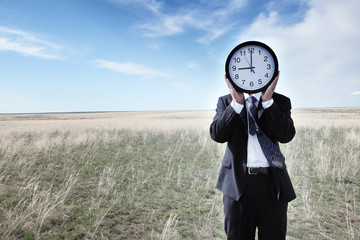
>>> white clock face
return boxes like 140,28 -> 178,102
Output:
226,42 -> 278,93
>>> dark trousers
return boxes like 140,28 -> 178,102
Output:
223,173 -> 288,240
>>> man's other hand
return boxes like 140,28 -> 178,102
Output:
262,71 -> 279,102
225,74 -> 244,104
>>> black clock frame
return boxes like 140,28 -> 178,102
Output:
225,41 -> 279,93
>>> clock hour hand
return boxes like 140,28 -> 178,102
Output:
238,67 -> 255,70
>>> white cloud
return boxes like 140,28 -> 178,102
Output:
147,43 -> 161,50
186,60 -> 200,70
237,0 -> 360,106
171,82 -> 187,90
93,59 -> 173,79
139,12 -> 193,37
0,26 -> 64,59
104,0 -> 162,14
105,0 -> 247,43
350,91 -> 360,95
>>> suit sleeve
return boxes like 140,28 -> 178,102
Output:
261,96 -> 295,143
209,97 -> 246,143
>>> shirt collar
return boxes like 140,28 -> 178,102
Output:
244,92 -> 261,102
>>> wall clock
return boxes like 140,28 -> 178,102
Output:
225,41 -> 279,93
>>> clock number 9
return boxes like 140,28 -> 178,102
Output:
232,66 -> 236,71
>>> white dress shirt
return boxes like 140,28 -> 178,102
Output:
230,93 -> 274,168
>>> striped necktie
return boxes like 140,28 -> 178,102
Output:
247,96 -> 285,169
248,96 -> 259,135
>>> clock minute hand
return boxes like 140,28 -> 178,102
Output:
250,50 -> 255,73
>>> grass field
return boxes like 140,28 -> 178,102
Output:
0,108 -> 359,239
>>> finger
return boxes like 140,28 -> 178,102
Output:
224,75 -> 233,89
270,77 -> 278,90
224,74 -> 229,86
265,72 -> 279,92
274,71 -> 280,82
272,74 -> 279,88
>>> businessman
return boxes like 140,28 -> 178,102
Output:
210,73 -> 296,240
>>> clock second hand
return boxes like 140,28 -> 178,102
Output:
244,54 -> 251,67
243,52 -> 255,73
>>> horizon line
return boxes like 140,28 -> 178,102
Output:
0,106 -> 359,115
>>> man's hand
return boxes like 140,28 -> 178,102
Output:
225,74 -> 244,104
262,71 -> 279,102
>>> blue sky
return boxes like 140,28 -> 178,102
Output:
0,0 -> 359,113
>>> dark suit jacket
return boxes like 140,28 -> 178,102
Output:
210,92 -> 296,202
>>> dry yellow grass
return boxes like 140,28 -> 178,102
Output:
0,111 -> 213,136
1,107 -> 359,135
291,108 -> 360,128
0,108 -> 359,239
